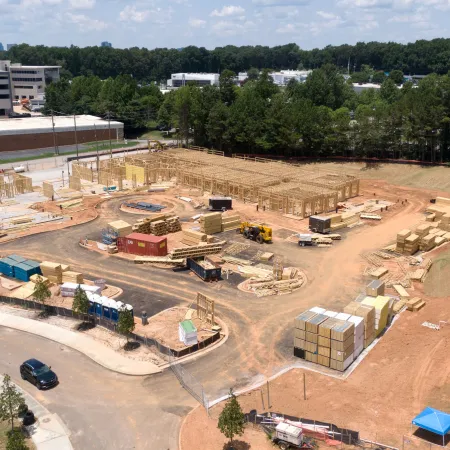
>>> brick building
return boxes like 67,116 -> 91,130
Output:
0,115 -> 124,152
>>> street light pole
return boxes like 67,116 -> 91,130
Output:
107,111 -> 112,159
73,114 -> 79,159
51,110 -> 59,155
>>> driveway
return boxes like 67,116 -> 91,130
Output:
0,327 -> 195,450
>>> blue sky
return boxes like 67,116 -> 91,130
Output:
1,0 -> 449,50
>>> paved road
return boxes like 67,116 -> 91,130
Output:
0,327 -> 195,450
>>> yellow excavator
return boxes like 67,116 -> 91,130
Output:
237,222 -> 272,244
147,140 -> 167,151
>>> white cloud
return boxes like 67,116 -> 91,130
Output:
119,4 -> 173,24
211,19 -> 256,36
317,10 -> 340,19
276,23 -> 297,33
252,0 -> 309,5
210,5 -> 245,16
119,5 -> 149,22
66,12 -> 108,31
255,5 -> 299,19
69,0 -> 95,9
337,0 -> 392,7
389,7 -> 434,27
189,17 -> 206,27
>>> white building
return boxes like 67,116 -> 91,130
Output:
0,61 -> 12,116
351,83 -> 382,94
167,73 -> 219,89
237,69 -> 311,86
0,61 -> 61,102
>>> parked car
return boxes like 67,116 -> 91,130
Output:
20,359 -> 58,390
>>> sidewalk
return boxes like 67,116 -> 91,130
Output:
0,375 -> 73,450
0,312 -> 161,376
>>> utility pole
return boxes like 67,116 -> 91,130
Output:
73,114 -> 79,159
107,111 -> 112,159
51,110 -> 59,155
94,123 -> 99,171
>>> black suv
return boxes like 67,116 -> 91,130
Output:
20,359 -> 58,390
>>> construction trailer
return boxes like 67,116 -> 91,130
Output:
308,216 -> 331,234
117,233 -> 168,257
71,148 -> 359,219
209,197 -> 232,211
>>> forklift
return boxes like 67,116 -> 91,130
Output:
237,221 -> 272,244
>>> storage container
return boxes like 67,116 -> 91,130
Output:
117,233 -> 168,257
0,257 -> 17,277
187,257 -> 221,281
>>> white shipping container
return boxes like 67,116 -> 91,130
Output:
275,422 -> 303,447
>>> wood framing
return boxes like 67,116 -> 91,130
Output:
196,293 -> 215,326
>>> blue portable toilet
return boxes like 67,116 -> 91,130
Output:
111,301 -> 124,322
95,298 -> 103,316
126,304 -> 134,318
102,298 -> 114,320
0,257 -> 18,278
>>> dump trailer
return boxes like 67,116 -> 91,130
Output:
237,222 -> 272,244
308,215 -> 331,234
187,256 -> 222,281
209,197 -> 232,211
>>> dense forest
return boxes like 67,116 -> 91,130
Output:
2,39 -> 450,82
43,65 -> 450,162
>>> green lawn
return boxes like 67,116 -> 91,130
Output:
139,130 -> 173,140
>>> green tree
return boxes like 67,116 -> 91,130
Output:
6,430 -> 27,450
32,275 -> 51,307
219,69 -> 237,105
116,309 -> 135,345
217,389 -> 245,445
206,101 -> 230,150
389,69 -> 404,85
380,78 -> 399,104
0,375 -> 25,431
72,285 -> 90,321
372,71 -> 386,84
247,67 -> 259,81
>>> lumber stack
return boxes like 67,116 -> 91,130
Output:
440,214 -> 450,232
200,212 -> 222,234
132,214 -> 167,234
366,280 -> 385,297
426,213 -> 436,222
221,214 -> 241,232
170,243 -> 223,259
329,212 -> 359,231
181,230 -> 207,246
415,223 -> 432,238
330,319 -> 355,371
404,233 -> 420,255
29,274 -> 50,286
62,271 -> 84,284
369,267 -> 388,279
166,216 -> 182,233
40,261 -> 63,284
406,297 -> 425,311
150,220 -> 168,236
362,296 -> 390,337
396,229 -> 411,253
108,220 -> 133,237
344,302 -> 376,348
419,233 -> 436,252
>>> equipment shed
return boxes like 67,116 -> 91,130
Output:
117,233 -> 168,257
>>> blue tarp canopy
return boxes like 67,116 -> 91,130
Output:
412,408 -> 450,436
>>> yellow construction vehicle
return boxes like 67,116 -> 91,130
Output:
237,222 -> 272,244
147,139 -> 167,151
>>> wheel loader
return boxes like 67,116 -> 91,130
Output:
236,222 -> 272,244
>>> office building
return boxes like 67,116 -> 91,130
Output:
0,60 -> 61,101
7,44 -> 17,51
238,69 -> 311,86
167,73 -> 219,89
0,60 -> 12,116
101,41 -> 112,48
0,43 -> 4,52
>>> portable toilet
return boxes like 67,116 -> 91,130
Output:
102,298 -> 115,320
125,304 -> 134,318
94,297 -> 103,316
110,301 -> 120,322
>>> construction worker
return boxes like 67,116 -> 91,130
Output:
59,204 -> 63,211
256,205 -> 259,212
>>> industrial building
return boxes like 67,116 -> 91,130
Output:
101,41 -> 112,48
0,61 -> 12,116
0,114 -> 124,152
167,73 -> 220,89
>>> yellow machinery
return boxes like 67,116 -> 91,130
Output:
148,140 -> 167,151
237,222 -> 272,244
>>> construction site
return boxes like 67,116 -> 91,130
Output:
1,146 -> 450,450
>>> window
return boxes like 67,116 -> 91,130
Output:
15,95 -> 19,100
0,94 -> 10,99
21,95 -> 27,99
0,86 -> 8,91
13,85 -> 33,89
29,95 -> 34,99
11,69 -> 38,74
12,77 -> 43,82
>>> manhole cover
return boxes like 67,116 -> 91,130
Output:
42,418 -> 51,424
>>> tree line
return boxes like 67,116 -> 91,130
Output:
3,39 -> 450,82
43,65 -> 450,162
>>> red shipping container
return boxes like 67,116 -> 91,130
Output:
117,233 -> 168,256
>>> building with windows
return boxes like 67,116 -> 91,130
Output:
0,43 -> 4,51
167,73 -> 219,89
101,41 -> 112,48
0,61 -> 60,101
0,61 -> 12,116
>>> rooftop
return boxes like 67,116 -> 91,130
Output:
0,114 -> 123,136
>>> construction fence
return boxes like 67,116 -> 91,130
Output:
0,295 -> 220,359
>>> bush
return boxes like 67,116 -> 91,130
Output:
6,429 -> 28,450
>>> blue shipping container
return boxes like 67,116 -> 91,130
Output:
0,257 -> 18,278
13,259 -> 42,282
8,255 -> 27,264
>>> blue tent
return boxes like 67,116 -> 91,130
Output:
412,407 -> 450,445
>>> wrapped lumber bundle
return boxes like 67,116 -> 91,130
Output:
366,280 -> 385,297
108,220 -> 133,237
396,229 -> 411,253
166,216 -> 182,233
200,212 -> 222,234
221,214 -> 241,232
40,261 -> 63,284
29,274 -> 50,286
420,234 -> 436,251
62,271 -> 84,284
182,230 -> 207,246
404,233 -> 420,255
415,223 -> 431,238
330,320 -> 355,372
362,296 -> 390,337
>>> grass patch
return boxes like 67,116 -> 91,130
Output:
0,153 -> 55,164
82,140 -> 139,150
0,421 -> 34,449
139,130 -> 172,140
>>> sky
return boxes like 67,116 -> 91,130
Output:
1,0 -> 450,50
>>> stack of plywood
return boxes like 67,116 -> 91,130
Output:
330,212 -> 359,231
294,310 -> 317,360
221,214 -> 241,232
305,310 -> 328,365
420,234 -> 436,252
435,236 -> 447,247
150,220 -> 168,236
166,216 -> 182,233
108,220 -> 133,237
366,280 -> 385,297
406,297 -> 426,311
362,296 -> 390,337
330,320 -> 355,372
369,267 -> 388,280
396,229 -> 411,253
181,230 -> 207,246
40,261 -> 63,284
346,314 -> 365,358
200,213 -> 222,234
62,271 -> 84,284
344,301 -> 376,348
415,223 -> 432,238
404,233 -> 420,255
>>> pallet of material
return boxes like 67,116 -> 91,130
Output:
108,220 -> 133,237
200,212 -> 223,234
183,230 -> 207,243
435,196 -> 450,206
366,280 -> 385,297
420,234 -> 436,251
397,229 -> 411,243
409,269 -> 426,282
149,220 -> 167,236
222,255 -> 253,266
406,297 -> 425,311
40,261 -> 63,284
415,223 -> 432,237
393,284 -> 409,298
170,243 -> 223,259
62,271 -> 84,284
426,213 -> 436,222
435,236 -> 447,247
404,233 -> 420,255
369,267 -> 388,279
221,214 -> 241,232
393,299 -> 407,314
166,216 -> 182,233
29,274 -> 50,286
